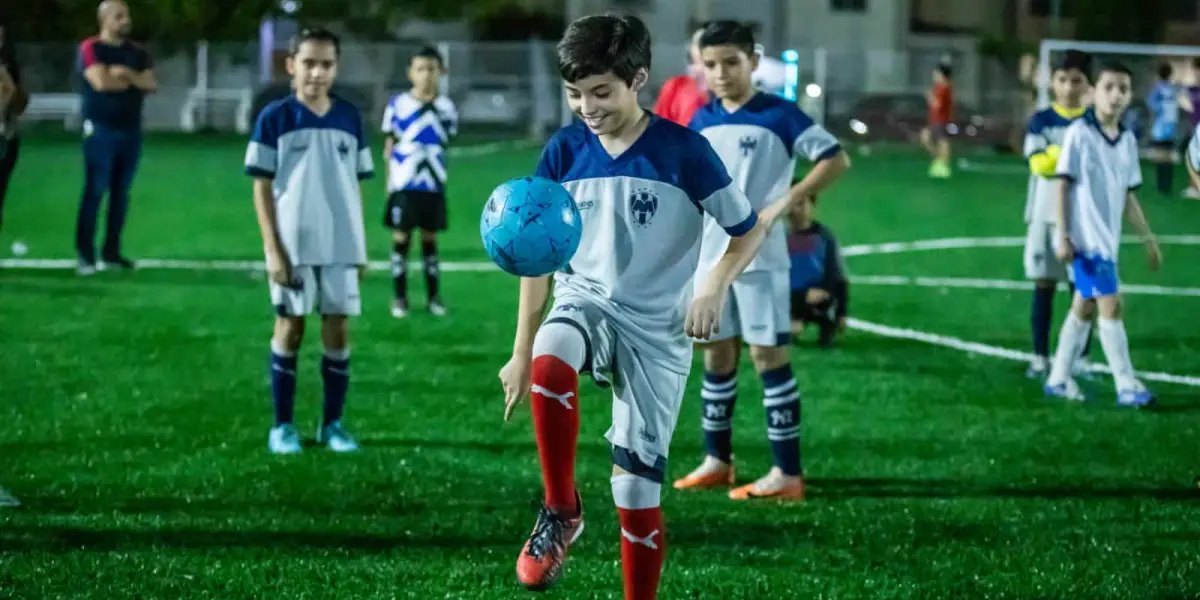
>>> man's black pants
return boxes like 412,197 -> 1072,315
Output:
0,136 -> 19,234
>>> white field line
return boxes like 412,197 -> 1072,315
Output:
847,318 -> 1200,388
840,234 -> 1200,257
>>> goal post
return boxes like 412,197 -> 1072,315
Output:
1036,39 -> 1200,109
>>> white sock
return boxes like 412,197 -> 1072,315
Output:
1047,312 -> 1091,385
1098,318 -> 1138,391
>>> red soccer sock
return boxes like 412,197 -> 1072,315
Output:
618,507 -> 666,600
529,355 -> 580,514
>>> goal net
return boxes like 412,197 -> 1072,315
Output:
1035,39 -> 1200,138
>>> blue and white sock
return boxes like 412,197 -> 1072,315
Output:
269,341 -> 298,426
762,365 -> 802,476
701,371 -> 737,463
321,347 -> 351,426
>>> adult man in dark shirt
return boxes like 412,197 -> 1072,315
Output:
0,24 -> 26,236
75,0 -> 156,275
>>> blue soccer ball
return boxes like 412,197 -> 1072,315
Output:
481,176 -> 582,277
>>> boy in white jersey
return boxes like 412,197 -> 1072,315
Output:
381,46 -> 458,318
673,21 -> 849,502
244,29 -> 374,454
1023,50 -> 1092,379
1045,61 -> 1162,407
496,14 -> 766,598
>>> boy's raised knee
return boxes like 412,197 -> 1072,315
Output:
273,316 -> 305,352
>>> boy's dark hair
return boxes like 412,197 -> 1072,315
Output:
1095,59 -> 1133,82
290,27 -> 340,57
935,64 -> 952,79
557,14 -> 651,85
697,20 -> 756,56
412,45 -> 444,68
1158,62 -> 1173,80
1053,50 -> 1091,76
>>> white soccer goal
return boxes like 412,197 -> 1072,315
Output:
179,41 -> 254,134
1036,39 -> 1200,109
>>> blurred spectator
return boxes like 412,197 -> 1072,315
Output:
653,28 -> 707,126
0,24 -> 24,235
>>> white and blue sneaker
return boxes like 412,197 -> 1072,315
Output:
1044,378 -> 1087,402
317,420 -> 360,453
1025,357 -> 1049,380
1117,385 -> 1156,408
268,424 -> 303,454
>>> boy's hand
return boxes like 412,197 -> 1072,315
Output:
686,285 -> 728,340
1056,234 -> 1075,263
500,352 -> 533,421
267,249 -> 298,289
1145,238 -> 1162,272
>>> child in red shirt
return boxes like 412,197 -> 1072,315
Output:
921,64 -> 954,178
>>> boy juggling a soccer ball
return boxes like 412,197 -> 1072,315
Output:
497,14 -> 767,599
674,20 -> 850,501
382,46 -> 458,318
1044,61 -> 1162,407
244,28 -> 374,454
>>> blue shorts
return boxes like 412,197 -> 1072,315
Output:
1072,255 -> 1119,299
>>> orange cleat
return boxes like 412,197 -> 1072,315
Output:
728,477 -> 805,501
673,460 -> 736,490
515,493 -> 585,591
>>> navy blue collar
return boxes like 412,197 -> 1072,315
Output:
1083,107 -> 1125,146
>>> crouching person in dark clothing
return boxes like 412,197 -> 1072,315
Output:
787,194 -> 848,348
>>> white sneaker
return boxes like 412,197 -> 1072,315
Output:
76,260 -> 96,276
268,424 -> 303,454
317,420 -> 360,453
391,299 -> 409,319
428,298 -> 447,317
1044,378 -> 1087,402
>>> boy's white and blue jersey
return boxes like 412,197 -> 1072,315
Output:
1147,81 -> 1179,143
1024,105 -> 1084,224
1055,110 -> 1142,296
689,93 -> 841,275
245,96 -> 374,266
535,115 -> 757,374
381,92 -> 457,193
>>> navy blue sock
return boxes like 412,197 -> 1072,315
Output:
1156,162 -> 1174,195
762,364 -> 802,476
269,347 -> 298,426
1031,285 -> 1055,358
701,371 -> 737,463
321,350 -> 351,426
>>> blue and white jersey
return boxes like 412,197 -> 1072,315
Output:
244,95 -> 374,266
690,93 -> 840,274
1024,105 -> 1086,223
1147,81 -> 1179,143
381,92 -> 458,193
1056,110 -> 1142,261
536,115 -> 757,373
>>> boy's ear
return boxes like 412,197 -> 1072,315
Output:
632,68 -> 649,92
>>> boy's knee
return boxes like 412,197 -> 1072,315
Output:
273,316 -> 305,351
392,231 -> 410,245
420,229 -> 438,243
611,470 -> 661,510
532,320 -> 588,372
703,339 -> 739,374
1072,297 -> 1097,320
748,344 -> 789,372
1097,295 -> 1122,319
321,315 -> 350,349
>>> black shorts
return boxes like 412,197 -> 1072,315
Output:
384,190 -> 447,232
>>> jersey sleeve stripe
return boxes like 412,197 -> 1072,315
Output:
244,142 -> 276,177
813,144 -> 842,162
357,148 -> 375,180
794,125 -> 841,162
245,166 -> 274,179
723,211 -> 759,237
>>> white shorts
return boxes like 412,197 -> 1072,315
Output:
1023,221 -> 1070,281
269,265 -> 361,317
540,293 -> 688,478
695,270 -> 791,347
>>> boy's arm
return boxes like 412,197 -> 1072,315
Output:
1188,128 -> 1200,189
252,179 -> 285,256
761,115 -> 851,225
1054,126 -> 1083,256
1126,191 -> 1162,271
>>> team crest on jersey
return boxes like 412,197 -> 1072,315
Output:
739,135 -> 757,156
630,188 -> 659,228
337,141 -> 351,159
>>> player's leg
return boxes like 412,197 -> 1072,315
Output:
672,338 -> 738,489
934,134 -> 953,178
267,267 -> 315,454
919,127 -> 935,155
515,298 -> 606,590
1095,291 -> 1155,407
419,228 -> 445,315
100,132 -> 140,269
75,129 -> 115,273
1151,141 -> 1174,195
674,280 -> 742,490
385,192 -> 411,317
316,266 -> 362,450
804,287 -> 838,348
1045,258 -> 1097,401
729,271 -> 804,501
608,346 -> 685,600
1024,220 -> 1055,376
0,136 -> 20,235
